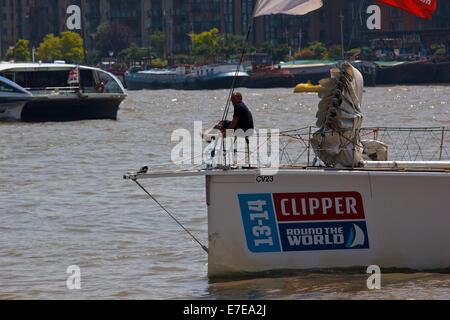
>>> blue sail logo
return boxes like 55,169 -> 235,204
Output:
346,223 -> 367,248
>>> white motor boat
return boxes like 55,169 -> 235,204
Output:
0,75 -> 32,120
0,62 -> 126,122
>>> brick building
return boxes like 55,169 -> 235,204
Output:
1,0 -> 449,59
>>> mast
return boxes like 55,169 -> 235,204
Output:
340,10 -> 344,60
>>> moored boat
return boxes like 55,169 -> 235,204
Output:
244,66 -> 295,88
351,60 -> 377,86
375,60 -> 438,85
0,62 -> 126,122
435,59 -> 450,83
125,63 -> 249,90
279,59 -> 338,85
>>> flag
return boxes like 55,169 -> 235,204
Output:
254,0 -> 323,17
67,67 -> 79,85
377,0 -> 437,20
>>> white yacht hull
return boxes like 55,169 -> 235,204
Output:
206,169 -> 450,278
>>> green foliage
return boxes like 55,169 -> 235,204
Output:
294,48 -> 314,60
59,32 -> 84,63
118,44 -> 155,61
151,58 -> 168,68
5,39 -> 31,62
259,42 -> 290,63
349,48 -> 361,55
220,34 -> 252,59
86,51 -> 100,65
5,47 -> 15,61
94,22 -> 135,56
328,44 -> 343,59
430,44 -> 446,56
150,32 -> 166,59
434,47 -> 446,56
35,32 -> 84,63
307,41 -> 328,59
189,28 -> 221,58
292,42 -> 330,60
173,54 -> 195,65
36,34 -> 62,62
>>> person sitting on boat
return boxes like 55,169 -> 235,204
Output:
216,92 -> 254,166
219,92 -> 254,133
231,92 -> 254,133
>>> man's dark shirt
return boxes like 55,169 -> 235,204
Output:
233,102 -> 254,132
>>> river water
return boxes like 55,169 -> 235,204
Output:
0,86 -> 449,300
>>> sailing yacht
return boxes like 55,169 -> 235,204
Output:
125,0 -> 450,278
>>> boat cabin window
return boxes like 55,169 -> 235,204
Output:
1,69 -> 122,94
11,71 -> 72,89
80,69 -> 95,88
95,71 -> 123,94
0,81 -> 22,93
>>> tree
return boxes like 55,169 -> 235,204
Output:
118,43 -> 156,62
59,31 -> 84,63
150,32 -> 166,59
35,34 -> 62,62
294,48 -> 315,60
293,41 -> 329,60
35,32 -> 84,63
189,28 -> 221,60
260,42 -> 290,63
328,45 -> 343,59
220,34 -> 252,59
5,39 -> 31,62
307,41 -> 328,59
94,22 -> 135,56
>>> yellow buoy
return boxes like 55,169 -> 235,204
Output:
294,80 -> 321,93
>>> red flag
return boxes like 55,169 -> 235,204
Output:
67,67 -> 79,85
377,0 -> 437,20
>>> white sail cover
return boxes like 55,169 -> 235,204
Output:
254,0 -> 323,17
311,63 -> 364,168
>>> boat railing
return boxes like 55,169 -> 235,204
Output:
27,86 -> 82,95
148,126 -> 449,172
27,86 -> 116,95
276,126 -> 450,167
27,86 -> 81,91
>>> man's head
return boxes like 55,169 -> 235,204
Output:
231,92 -> 243,105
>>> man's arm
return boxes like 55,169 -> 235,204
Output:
229,116 -> 239,130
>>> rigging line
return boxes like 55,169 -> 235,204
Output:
132,179 -> 209,254
348,0 -> 367,51
221,22 -> 254,122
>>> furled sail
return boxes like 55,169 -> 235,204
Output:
311,63 -> 364,168
253,0 -> 323,17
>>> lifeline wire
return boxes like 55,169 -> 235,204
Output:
133,179 -> 208,254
